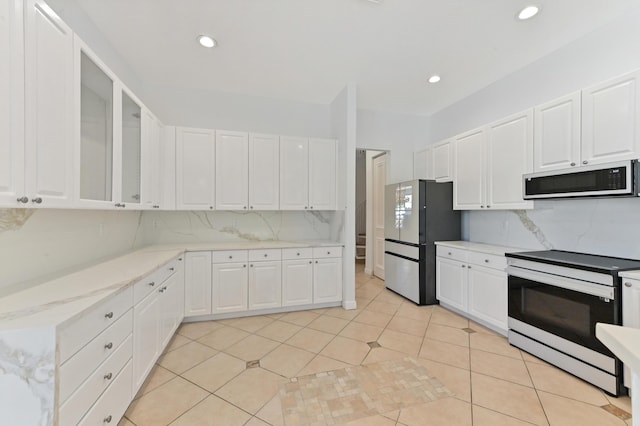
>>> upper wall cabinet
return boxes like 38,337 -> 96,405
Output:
249,133 -> 279,210
533,91 -> 581,172
73,36 -> 115,208
432,140 -> 453,182
308,138 -> 337,210
119,89 -> 143,209
582,70 -> 640,166
215,130 -> 249,210
175,127 -> 216,210
24,0 -> 74,207
413,147 -> 433,180
454,110 -> 534,210
0,0 -> 25,207
141,108 -> 163,209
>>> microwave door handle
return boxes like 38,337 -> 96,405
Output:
507,267 -> 614,300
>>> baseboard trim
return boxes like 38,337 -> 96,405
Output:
342,300 -> 357,310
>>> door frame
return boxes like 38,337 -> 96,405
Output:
365,150 -> 387,278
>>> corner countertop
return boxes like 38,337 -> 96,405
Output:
620,270 -> 640,280
434,240 -> 528,256
0,240 -> 342,331
596,323 -> 640,374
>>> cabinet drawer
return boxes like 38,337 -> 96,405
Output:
312,246 -> 342,259
436,246 -> 467,263
59,309 -> 133,403
212,250 -> 248,263
59,286 -> 133,363
59,335 -> 132,426
467,251 -> 507,270
77,359 -> 133,426
282,247 -> 313,260
133,258 -> 179,305
249,249 -> 281,262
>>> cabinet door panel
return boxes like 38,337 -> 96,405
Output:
436,257 -> 467,312
212,263 -> 248,313
176,127 -> 215,210
282,260 -> 313,306
309,138 -> 336,210
249,133 -> 279,210
413,148 -> 431,180
184,252 -> 212,317
0,0 -> 24,206
132,290 -> 160,393
216,130 -> 249,210
582,71 -> 640,165
280,136 -> 308,210
534,92 -> 581,172
486,110 -> 534,210
433,141 -> 452,182
159,270 -> 184,350
248,261 -> 282,310
467,265 -> 507,333
313,258 -> 342,304
140,109 -> 161,208
453,129 -> 485,210
25,0 -> 74,207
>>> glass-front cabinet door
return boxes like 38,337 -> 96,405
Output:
76,40 -> 114,205
121,91 -> 142,207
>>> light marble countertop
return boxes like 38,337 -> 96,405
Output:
0,240 -> 342,331
596,324 -> 640,374
434,240 -> 529,256
620,270 -> 640,280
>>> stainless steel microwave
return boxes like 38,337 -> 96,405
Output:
523,160 -> 640,199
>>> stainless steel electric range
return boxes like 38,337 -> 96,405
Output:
505,250 -> 640,396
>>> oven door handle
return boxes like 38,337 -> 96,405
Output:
507,267 -> 615,300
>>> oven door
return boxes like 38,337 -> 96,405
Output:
508,267 -> 619,356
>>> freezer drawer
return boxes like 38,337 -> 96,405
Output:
385,252 -> 420,304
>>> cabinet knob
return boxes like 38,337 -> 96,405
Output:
104,372 -> 113,380
310,206 -> 314,209
104,342 -> 113,350
583,160 -> 588,165
468,265 -> 472,269
243,206 -> 247,209
31,197 -> 43,204
169,267 -> 175,271
243,264 -> 247,268
304,206 -> 308,209
229,255 -> 233,259
309,261 -> 312,264
250,264 -> 254,267
315,261 -> 318,264
448,252 -> 452,255
16,196 -> 29,204
148,281 -> 155,287
296,252 -> 300,256
250,206 -> 254,209
104,312 -> 114,319
484,259 -> 489,263
209,206 -> 214,210
178,258 -> 183,261
480,205 -> 485,208
570,162 -> 576,166
327,251 -> 331,255
104,415 -> 112,423
487,205 -> 491,208
264,254 -> 268,257
461,265 -> 466,268
625,282 -> 632,287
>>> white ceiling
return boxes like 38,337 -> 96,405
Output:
73,0 -> 640,116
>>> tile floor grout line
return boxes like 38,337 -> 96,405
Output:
521,353 -> 553,426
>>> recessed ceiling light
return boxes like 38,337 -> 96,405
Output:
197,35 -> 217,48
517,5 -> 540,20
428,75 -> 441,84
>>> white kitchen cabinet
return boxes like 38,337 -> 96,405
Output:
313,248 -> 343,304
309,138 -> 337,210
582,70 -> 640,166
158,259 -> 185,350
212,262 -> 248,314
24,0 -> 74,208
413,148 -> 433,180
118,89 -> 143,209
533,92 -> 581,172
282,258 -> 314,307
176,127 -> 216,210
453,128 -> 485,210
140,109 -> 163,209
432,140 -> 453,182
132,284 -> 160,393
280,136 -> 309,210
184,251 -> 212,317
249,133 -> 279,210
622,277 -> 640,388
0,0 -> 25,207
467,264 -> 507,332
435,256 -> 467,312
453,111 -> 533,210
216,130 -> 249,210
486,110 -> 534,210
248,260 -> 282,310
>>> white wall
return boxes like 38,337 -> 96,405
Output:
357,109 -> 429,184
0,209 -> 144,296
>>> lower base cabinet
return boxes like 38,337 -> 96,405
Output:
282,258 -> 313,306
249,260 -> 282,310
436,245 -> 508,334
313,258 -> 343,303
212,262 -> 248,314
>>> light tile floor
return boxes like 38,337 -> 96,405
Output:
121,263 -> 634,426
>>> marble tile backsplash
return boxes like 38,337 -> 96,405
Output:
466,198 -> 640,259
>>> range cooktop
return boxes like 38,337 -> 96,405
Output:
505,250 -> 640,274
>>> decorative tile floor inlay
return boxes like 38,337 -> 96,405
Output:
246,360 -> 260,368
601,403 -> 632,420
367,341 -> 381,349
279,357 -> 452,425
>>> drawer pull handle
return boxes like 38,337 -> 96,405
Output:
169,267 -> 175,271
104,415 -> 112,423
104,372 -> 113,380
105,312 -> 114,319
148,281 -> 155,287
104,342 -> 113,350
625,282 -> 632,287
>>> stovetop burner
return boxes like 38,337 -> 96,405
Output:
505,250 -> 640,274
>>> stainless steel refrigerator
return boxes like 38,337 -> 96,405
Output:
384,180 -> 460,305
